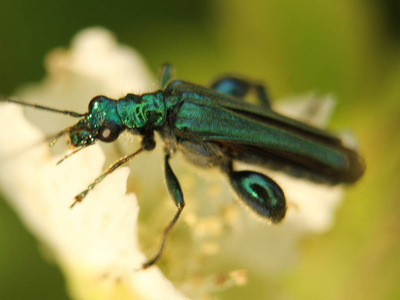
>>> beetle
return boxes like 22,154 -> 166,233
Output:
1,64 -> 365,268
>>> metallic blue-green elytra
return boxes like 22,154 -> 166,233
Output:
1,64 -> 365,268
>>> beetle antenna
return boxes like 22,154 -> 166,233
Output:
47,126 -> 75,147
56,146 -> 87,165
1,96 -> 87,118
0,127 -> 75,164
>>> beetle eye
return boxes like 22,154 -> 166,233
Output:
88,95 -> 104,112
98,123 -> 121,143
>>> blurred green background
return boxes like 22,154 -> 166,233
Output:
0,0 -> 399,299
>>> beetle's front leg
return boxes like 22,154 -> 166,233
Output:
211,76 -> 271,109
141,153 -> 185,269
71,133 -> 156,208
159,64 -> 174,89
222,161 -> 287,223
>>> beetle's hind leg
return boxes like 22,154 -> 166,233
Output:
210,76 -> 271,109
222,161 -> 287,223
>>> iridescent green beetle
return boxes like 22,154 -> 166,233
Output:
2,64 -> 365,268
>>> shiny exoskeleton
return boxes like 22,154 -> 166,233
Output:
2,64 -> 365,268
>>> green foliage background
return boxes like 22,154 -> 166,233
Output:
0,0 -> 399,299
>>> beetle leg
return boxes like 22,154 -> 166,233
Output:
223,161 -> 287,223
71,133 -> 155,208
210,76 -> 271,108
141,153 -> 185,269
159,64 -> 174,89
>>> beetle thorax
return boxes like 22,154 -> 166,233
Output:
117,92 -> 166,130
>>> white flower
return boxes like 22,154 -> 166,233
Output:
0,27 -> 188,300
0,27 -> 344,299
